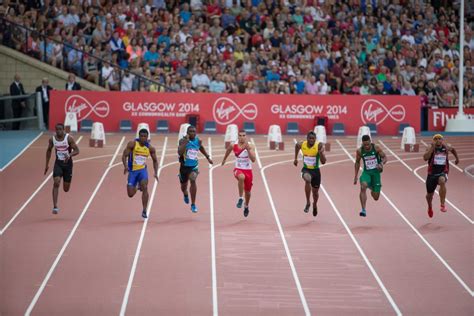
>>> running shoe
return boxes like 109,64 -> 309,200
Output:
191,204 -> 198,213
440,204 -> 447,213
359,209 -> 366,217
313,204 -> 318,217
52,207 -> 59,214
304,203 -> 310,213
244,207 -> 249,217
428,207 -> 433,218
236,197 -> 244,208
184,194 -> 190,204
142,209 -> 148,219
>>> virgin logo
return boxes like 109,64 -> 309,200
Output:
64,95 -> 110,121
212,97 -> 258,125
361,99 -> 405,125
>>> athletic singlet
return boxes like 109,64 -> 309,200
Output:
301,140 -> 320,169
128,139 -> 150,171
428,145 -> 449,175
361,144 -> 381,172
233,144 -> 252,170
183,137 -> 200,167
53,134 -> 70,161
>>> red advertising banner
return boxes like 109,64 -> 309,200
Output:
50,91 -> 420,135
428,108 -> 474,131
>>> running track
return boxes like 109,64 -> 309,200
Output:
0,133 -> 472,315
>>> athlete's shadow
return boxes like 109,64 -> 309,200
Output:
350,225 -> 377,234
418,223 -> 449,234
153,217 -> 197,226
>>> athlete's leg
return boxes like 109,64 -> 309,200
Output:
302,172 -> 312,208
53,177 -> 61,208
312,186 -> 319,216
244,190 -> 251,207
127,185 -> 137,197
425,175 -> 436,217
63,182 -> 71,192
62,163 -> 73,192
426,192 -> 434,209
371,191 -> 380,201
189,171 -> 198,205
140,179 -> 149,211
360,182 -> 368,210
237,173 -> 245,198
438,176 -> 447,211
312,187 -> 319,205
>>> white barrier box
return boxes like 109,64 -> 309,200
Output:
224,124 -> 238,148
64,112 -> 78,133
357,126 -> 371,148
314,125 -> 331,151
178,123 -> 191,145
136,122 -> 151,140
89,122 -> 105,147
401,127 -> 419,152
268,124 -> 284,150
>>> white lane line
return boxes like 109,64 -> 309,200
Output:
378,140 -> 472,224
252,138 -> 310,316
420,140 -> 464,173
0,136 -> 84,236
0,132 -> 44,172
119,137 -> 168,316
208,138 -> 218,316
25,136 -> 126,315
336,139 -> 474,296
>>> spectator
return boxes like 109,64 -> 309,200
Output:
191,66 -> 210,91
35,78 -> 53,128
120,70 -> 135,92
9,74 -> 27,130
65,73 -> 81,91
316,74 -> 329,95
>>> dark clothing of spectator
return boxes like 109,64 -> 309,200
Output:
35,84 -> 53,128
9,81 -> 26,130
65,82 -> 81,90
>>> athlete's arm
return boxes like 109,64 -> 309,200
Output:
122,141 -> 135,174
375,144 -> 387,164
66,136 -> 80,162
448,145 -> 460,165
246,143 -> 256,163
44,137 -> 54,175
221,146 -> 233,166
177,137 -> 188,157
354,149 -> 361,184
199,139 -> 213,164
293,141 -> 302,166
150,145 -> 159,181
375,144 -> 387,172
423,143 -> 435,161
318,143 -> 326,164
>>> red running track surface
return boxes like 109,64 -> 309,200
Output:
0,133 -> 472,315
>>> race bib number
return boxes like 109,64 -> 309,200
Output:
186,149 -> 199,161
236,157 -> 251,169
434,154 -> 446,165
57,151 -> 69,161
134,155 -> 146,166
303,156 -> 316,167
365,156 -> 378,170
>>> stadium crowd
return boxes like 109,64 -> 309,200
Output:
0,0 -> 473,107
